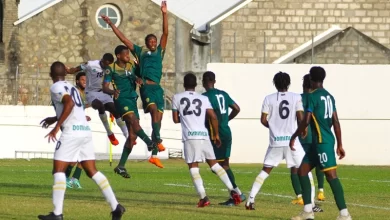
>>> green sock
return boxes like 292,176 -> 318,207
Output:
118,140 -> 132,167
151,130 -> 158,156
299,175 -> 312,205
226,169 -> 237,189
65,165 -> 74,178
316,166 -> 325,189
72,167 -> 82,180
291,173 -> 302,196
328,178 -> 347,210
152,122 -> 161,141
135,129 -> 153,145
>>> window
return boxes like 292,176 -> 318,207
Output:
96,4 -> 121,29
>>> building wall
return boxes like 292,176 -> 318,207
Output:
2,0 -> 177,105
220,0 -> 390,63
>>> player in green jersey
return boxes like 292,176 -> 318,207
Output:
101,1 -> 168,168
201,71 -> 246,206
290,67 -> 351,220
103,45 -> 157,179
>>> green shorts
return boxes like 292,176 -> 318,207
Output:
302,143 -> 337,171
212,139 -> 232,161
140,84 -> 164,113
114,96 -> 139,119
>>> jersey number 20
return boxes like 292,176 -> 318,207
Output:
321,95 -> 333,119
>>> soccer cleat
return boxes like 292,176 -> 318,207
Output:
133,140 -> 137,146
197,196 -> 210,208
38,212 -> 63,220
111,204 -> 125,220
218,198 -> 235,206
114,166 -> 131,178
66,177 -> 73,189
336,215 -> 352,220
291,211 -> 315,220
312,205 -> 323,212
317,191 -> 325,201
240,193 -> 247,202
72,178 -> 82,189
291,196 -> 304,205
148,157 -> 164,168
245,201 -> 255,210
108,134 -> 119,146
230,190 -> 241,205
157,140 -> 166,152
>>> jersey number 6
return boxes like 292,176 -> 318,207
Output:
279,100 -> 290,119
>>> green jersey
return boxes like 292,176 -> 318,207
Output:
103,62 -> 138,99
307,88 -> 337,144
299,93 -> 312,144
202,88 -> 235,140
132,44 -> 165,84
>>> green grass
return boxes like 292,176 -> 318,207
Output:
0,159 -> 389,220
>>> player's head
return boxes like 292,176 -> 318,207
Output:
145,34 -> 158,51
76,72 -> 86,90
114,45 -> 130,63
100,53 -> 114,69
50,61 -> 66,82
273,71 -> 290,92
202,71 -> 216,90
183,72 -> 197,90
309,66 -> 326,88
303,74 -> 311,93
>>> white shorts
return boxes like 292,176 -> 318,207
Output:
183,139 -> 216,164
263,144 -> 305,168
86,91 -> 113,105
53,135 -> 95,162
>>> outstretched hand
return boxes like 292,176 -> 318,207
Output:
101,15 -> 112,25
161,1 -> 167,13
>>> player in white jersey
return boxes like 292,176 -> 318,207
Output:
171,73 -> 241,207
38,62 -> 125,220
67,53 -> 128,146
245,72 -> 306,210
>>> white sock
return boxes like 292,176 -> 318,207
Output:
319,188 -> 324,192
99,113 -> 113,135
210,164 -> 233,191
52,172 -> 66,215
308,171 -> 315,206
304,204 -> 313,212
116,118 -> 128,138
234,187 -> 242,195
248,170 -> 269,203
340,208 -> 349,217
92,171 -> 119,211
189,168 -> 206,199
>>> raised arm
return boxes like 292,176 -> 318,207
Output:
101,15 -> 134,51
66,65 -> 82,74
160,1 -> 168,49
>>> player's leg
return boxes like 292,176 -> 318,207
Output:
71,162 -> 83,189
65,162 -> 77,188
315,165 -> 326,201
114,123 -> 136,179
318,144 -> 351,219
127,111 -> 157,153
290,167 -> 304,205
105,102 -> 129,139
148,104 -> 164,168
90,97 -> 118,145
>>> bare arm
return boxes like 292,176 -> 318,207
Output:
102,82 -> 115,96
260,113 -> 269,128
291,112 -> 312,140
172,111 -> 180,124
228,103 -> 240,121
56,95 -> 75,129
101,15 -> 134,51
332,112 -> 342,147
66,65 -> 82,74
160,1 -> 168,49
296,111 -> 304,125
206,109 -> 219,137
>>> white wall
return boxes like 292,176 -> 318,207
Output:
1,63 -> 389,165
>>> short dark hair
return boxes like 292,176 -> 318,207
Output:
202,71 -> 215,82
273,71 -> 290,91
50,61 -> 66,77
114,45 -> 128,56
184,72 -> 197,89
145,34 -> 157,44
303,74 -> 311,89
76,72 -> 86,81
309,66 -> 326,82
102,53 -> 114,62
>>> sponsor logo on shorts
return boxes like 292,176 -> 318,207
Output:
72,125 -> 91,131
274,136 -> 291,141
188,131 -> 208,137
146,98 -> 150,103
124,106 -> 129,111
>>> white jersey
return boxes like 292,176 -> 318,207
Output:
81,60 -> 104,92
50,81 -> 91,137
172,91 -> 213,141
261,92 -> 303,147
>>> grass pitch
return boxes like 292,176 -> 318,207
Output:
0,159 -> 389,220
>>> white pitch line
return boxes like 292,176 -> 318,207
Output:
164,183 -> 390,211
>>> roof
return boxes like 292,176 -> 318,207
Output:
15,0 -> 62,25
150,0 -> 252,31
272,25 -> 343,64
